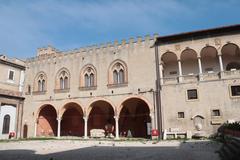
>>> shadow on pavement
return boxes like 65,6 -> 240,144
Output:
0,140 -> 221,160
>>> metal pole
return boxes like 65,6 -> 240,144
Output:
154,45 -> 163,140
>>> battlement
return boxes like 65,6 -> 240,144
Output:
37,45 -> 59,57
61,34 -> 158,54
28,34 -> 159,62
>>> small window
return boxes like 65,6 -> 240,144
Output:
212,109 -> 220,117
231,85 -> 240,97
8,70 -> 14,80
178,112 -> 184,118
187,89 -> 198,100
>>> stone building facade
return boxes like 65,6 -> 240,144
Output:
21,24 -> 240,139
156,25 -> 240,138
0,55 -> 25,139
23,36 -> 157,139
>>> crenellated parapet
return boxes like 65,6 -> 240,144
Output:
37,45 -> 60,57
27,34 -> 158,63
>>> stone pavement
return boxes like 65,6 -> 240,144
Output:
0,139 -> 221,160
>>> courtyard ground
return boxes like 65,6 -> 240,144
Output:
0,139 -> 221,160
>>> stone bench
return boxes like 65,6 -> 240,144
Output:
90,129 -> 105,138
163,128 -> 192,140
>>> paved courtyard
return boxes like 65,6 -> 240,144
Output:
0,139 -> 221,160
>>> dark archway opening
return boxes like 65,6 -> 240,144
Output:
61,103 -> 84,137
88,101 -> 115,136
226,62 -> 240,71
37,105 -> 57,136
119,98 -> 151,139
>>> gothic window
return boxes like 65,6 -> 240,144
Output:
80,65 -> 96,88
35,72 -> 47,92
109,60 -> 127,85
58,70 -> 69,89
2,115 -> 10,134
84,66 -> 96,87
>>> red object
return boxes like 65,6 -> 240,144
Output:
9,132 -> 15,138
151,129 -> 159,136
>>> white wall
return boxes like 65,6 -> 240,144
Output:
0,105 -> 16,139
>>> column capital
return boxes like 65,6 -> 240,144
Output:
177,59 -> 181,62
57,117 -> 62,121
114,115 -> 119,119
83,116 -> 88,120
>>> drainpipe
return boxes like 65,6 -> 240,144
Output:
154,45 -> 163,140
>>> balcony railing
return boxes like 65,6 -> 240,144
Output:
182,74 -> 199,83
201,72 -> 220,81
221,70 -> 240,79
162,70 -> 240,85
162,77 -> 178,84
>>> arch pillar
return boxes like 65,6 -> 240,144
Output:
159,63 -> 163,85
177,60 -> 183,82
197,57 -> 203,74
150,113 -> 155,130
57,116 -> 62,139
114,116 -> 119,139
83,116 -> 88,139
218,54 -> 224,72
34,120 -> 37,137
197,57 -> 203,81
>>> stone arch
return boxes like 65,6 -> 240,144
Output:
33,71 -> 47,92
80,64 -> 97,88
87,99 -> 116,136
180,48 -> 198,75
161,52 -> 178,77
60,101 -> 85,117
117,95 -> 153,116
118,96 -> 152,138
60,102 -> 84,137
86,98 -> 116,116
55,67 -> 71,90
35,103 -> 58,121
108,59 -> 128,85
200,46 -> 219,73
36,104 -> 57,136
221,43 -> 240,71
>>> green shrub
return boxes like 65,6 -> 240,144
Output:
223,121 -> 240,131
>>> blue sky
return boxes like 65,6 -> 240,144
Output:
0,0 -> 239,59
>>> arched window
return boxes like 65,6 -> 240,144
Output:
58,70 -> 69,89
2,115 -> 10,134
60,77 -> 64,89
109,60 -> 128,85
119,69 -> 124,83
80,65 -> 97,88
38,80 -> 41,91
35,72 -> 47,92
113,70 -> 118,84
90,73 -> 94,86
